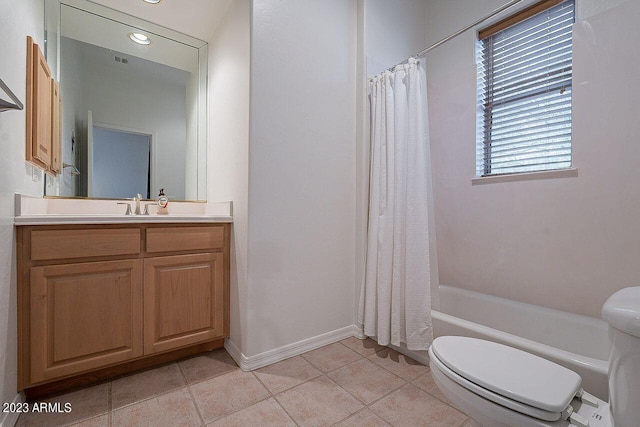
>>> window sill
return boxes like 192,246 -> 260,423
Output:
471,167 -> 578,185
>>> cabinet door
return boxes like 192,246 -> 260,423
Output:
144,253 -> 225,354
32,43 -> 53,168
30,260 -> 143,384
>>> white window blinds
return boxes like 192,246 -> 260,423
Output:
476,0 -> 575,176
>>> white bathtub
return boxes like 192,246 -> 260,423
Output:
432,285 -> 610,400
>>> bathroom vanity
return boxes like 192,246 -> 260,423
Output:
16,218 -> 230,397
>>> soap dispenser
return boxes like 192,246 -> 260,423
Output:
157,189 -> 169,215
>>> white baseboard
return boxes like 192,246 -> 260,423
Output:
0,393 -> 24,427
225,325 -> 358,371
224,324 -> 431,371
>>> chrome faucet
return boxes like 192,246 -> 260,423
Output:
134,194 -> 142,215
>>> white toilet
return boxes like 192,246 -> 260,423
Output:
428,286 -> 640,427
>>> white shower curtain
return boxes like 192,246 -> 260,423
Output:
358,57 -> 433,351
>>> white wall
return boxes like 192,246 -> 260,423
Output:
365,0 -> 427,76
0,0 -> 45,414
425,0 -> 640,318
246,0 -> 357,357
207,0 -> 251,359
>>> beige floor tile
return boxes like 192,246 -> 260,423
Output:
112,363 -> 185,409
178,348 -> 239,385
16,383 -> 110,427
275,375 -> 363,427
340,337 -> 385,356
112,388 -> 201,427
327,358 -> 405,404
191,370 -> 270,423
68,413 -> 109,426
301,343 -> 362,373
333,408 -> 391,427
207,398 -> 296,426
334,408 -> 391,427
370,384 -> 468,427
254,356 -> 322,394
412,370 -> 452,405
367,348 -> 428,380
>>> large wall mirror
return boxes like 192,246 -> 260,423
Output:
44,0 -> 207,201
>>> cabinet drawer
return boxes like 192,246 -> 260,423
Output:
31,228 -> 141,261
146,226 -> 224,253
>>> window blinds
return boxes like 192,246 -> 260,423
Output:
477,0 -> 575,176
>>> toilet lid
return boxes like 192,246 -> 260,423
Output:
430,336 -> 582,414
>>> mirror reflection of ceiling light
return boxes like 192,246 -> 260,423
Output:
129,32 -> 151,45
143,0 -> 162,4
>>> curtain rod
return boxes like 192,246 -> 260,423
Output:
383,0 -> 525,73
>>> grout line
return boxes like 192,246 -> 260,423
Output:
109,385 -> 187,412
365,349 -> 428,382
249,371 -> 274,397
175,358 -> 189,384
408,372 -> 469,412
293,341 -> 415,410
328,406 -> 392,427
53,382 -> 113,427
299,345 -> 365,374
336,337 -> 387,357
328,407 -> 368,427
252,369 -> 303,427
266,367 -> 326,398
322,372 -> 370,403
177,351 -> 241,388
364,379 -> 408,409
271,394 -> 300,427
109,365 -> 187,412
318,374 -> 367,426
184,383 -> 206,427
107,381 -> 113,427
203,394 -> 275,425
43,344 -> 445,427
188,370 -> 276,425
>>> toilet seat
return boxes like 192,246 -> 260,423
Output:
429,336 -> 583,422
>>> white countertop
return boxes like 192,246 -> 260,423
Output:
14,194 -> 233,225
14,214 -> 233,225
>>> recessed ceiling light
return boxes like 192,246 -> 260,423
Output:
129,32 -> 151,45
143,0 -> 162,4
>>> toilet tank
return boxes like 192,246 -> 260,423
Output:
601,287 -> 640,427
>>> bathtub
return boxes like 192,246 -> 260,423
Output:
432,285 -> 610,400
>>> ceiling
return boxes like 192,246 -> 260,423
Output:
89,0 -> 234,41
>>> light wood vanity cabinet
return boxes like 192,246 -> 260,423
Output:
17,223 -> 230,395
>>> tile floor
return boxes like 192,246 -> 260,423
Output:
16,338 -> 470,427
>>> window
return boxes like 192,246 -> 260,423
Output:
476,0 -> 575,176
